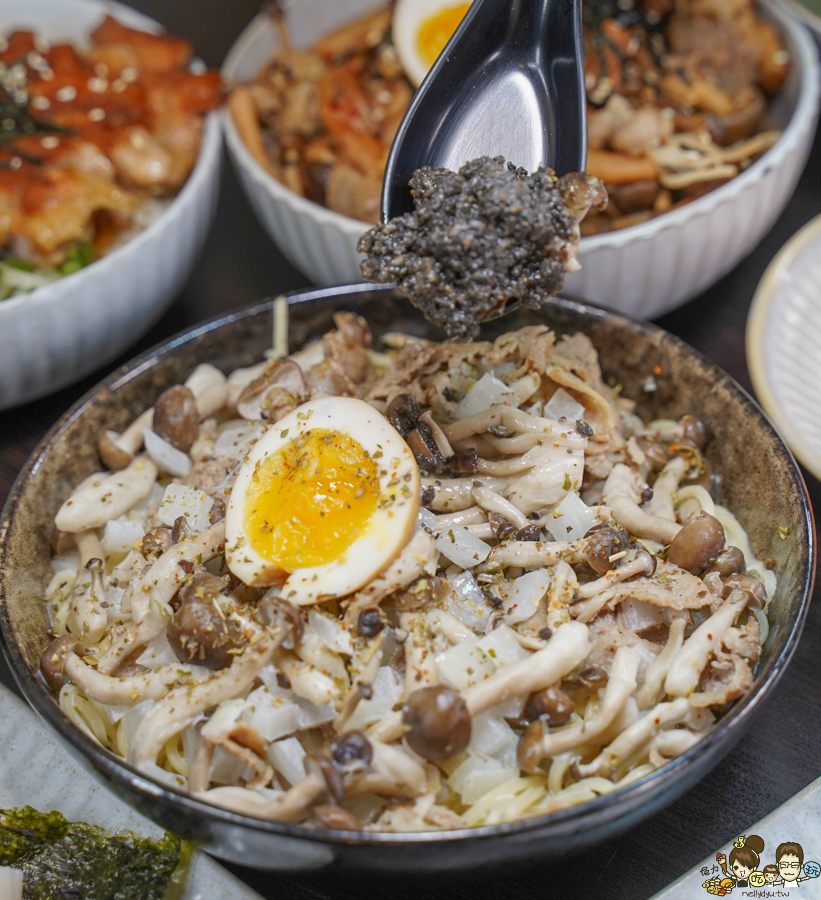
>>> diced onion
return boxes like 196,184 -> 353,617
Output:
308,609 -> 354,655
213,422 -> 266,461
458,373 -> 519,418
267,736 -> 307,786
102,516 -> 145,557
435,525 -> 491,568
546,491 -> 597,541
158,483 -> 213,533
501,570 -> 550,626
544,388 -> 585,422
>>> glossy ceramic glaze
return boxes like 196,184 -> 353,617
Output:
0,286 -> 813,871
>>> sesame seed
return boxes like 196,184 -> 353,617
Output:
121,66 -> 138,83
94,62 -> 109,77
26,52 -> 46,70
88,77 -> 108,93
88,107 -> 106,122
41,135 -> 60,149
30,95 -> 51,111
56,85 -> 77,102
130,131 -> 147,149
34,36 -> 51,54
10,157 -> 22,170
112,79 -> 126,93
39,68 -> 54,82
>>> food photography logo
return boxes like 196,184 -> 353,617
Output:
701,836 -> 820,895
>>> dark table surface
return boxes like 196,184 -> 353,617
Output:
0,3 -> 819,898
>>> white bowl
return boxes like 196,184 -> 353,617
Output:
222,0 -> 819,319
0,0 -> 223,410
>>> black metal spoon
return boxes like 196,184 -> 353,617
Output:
381,0 -> 587,223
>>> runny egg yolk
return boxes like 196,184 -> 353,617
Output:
417,4 -> 470,68
243,428 -> 380,570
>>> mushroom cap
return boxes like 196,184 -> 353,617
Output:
402,684 -> 471,762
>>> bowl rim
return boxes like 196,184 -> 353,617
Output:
0,0 -> 223,318
773,0 -> 821,36
220,0 -> 820,250
0,283 -> 815,848
746,210 -> 821,481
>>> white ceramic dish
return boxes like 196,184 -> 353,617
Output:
222,0 -> 819,319
0,682 -> 263,900
747,212 -> 821,481
0,0 -> 223,411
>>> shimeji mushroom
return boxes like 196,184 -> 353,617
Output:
236,358 -> 308,422
570,697 -> 691,780
367,621 -> 590,750
128,625 -> 286,769
633,616 -> 687,711
55,456 -> 159,534
519,645 -> 641,773
97,365 -> 228,470
664,588 -> 750,699
603,464 -> 682,545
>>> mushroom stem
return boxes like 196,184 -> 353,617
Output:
603,464 -> 682,544
70,558 -> 108,645
274,650 -> 341,706
576,551 -> 655,600
470,484 -> 529,529
483,539 -> 587,569
55,455 -> 159,533
74,530 -> 104,568
64,653 -> 187,705
526,646 -> 641,770
367,621 -> 591,745
645,456 -> 687,521
664,590 -> 748,698
129,626 -> 284,768
193,772 -> 326,822
634,616 -> 687,710
571,697 -> 690,780
463,621 -> 590,716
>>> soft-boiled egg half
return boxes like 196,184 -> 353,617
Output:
393,0 -> 472,88
225,397 -> 420,605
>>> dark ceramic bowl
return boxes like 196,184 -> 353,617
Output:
0,285 -> 814,871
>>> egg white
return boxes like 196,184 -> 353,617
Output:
225,396 -> 420,605
393,0 -> 474,88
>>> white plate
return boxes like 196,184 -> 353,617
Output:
746,213 -> 821,481
0,683 -> 263,900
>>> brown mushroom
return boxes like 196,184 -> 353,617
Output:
385,394 -> 422,438
402,685 -> 471,761
357,607 -> 384,637
331,731 -> 373,769
98,431 -> 135,471
140,526 -> 174,562
522,685 -> 574,727
722,573 -> 767,610
586,525 -> 629,575
561,666 -> 608,701
40,635 -> 84,692
517,719 -> 545,773
667,512 -> 725,574
152,385 -> 199,453
703,546 -> 746,579
304,753 -> 345,803
237,358 -> 308,422
167,573 -> 246,669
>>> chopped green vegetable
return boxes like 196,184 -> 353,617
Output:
0,241 -> 94,300
59,240 -> 94,276
0,807 -> 191,900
